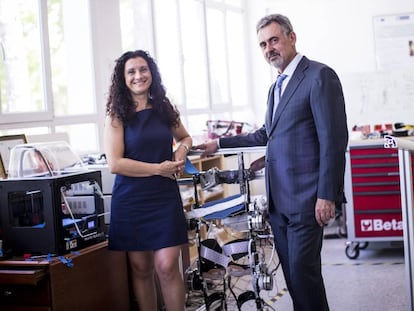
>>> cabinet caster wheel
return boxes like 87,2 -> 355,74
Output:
345,243 -> 360,259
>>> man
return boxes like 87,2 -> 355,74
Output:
194,14 -> 348,310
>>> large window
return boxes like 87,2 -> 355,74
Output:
0,0 -> 252,156
48,0 -> 95,116
0,0 -> 44,114
0,0 -> 98,154
121,0 -> 252,141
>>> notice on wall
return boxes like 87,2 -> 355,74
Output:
373,12 -> 414,70
343,12 -> 414,128
340,70 -> 414,127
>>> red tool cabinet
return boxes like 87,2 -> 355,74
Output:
344,140 -> 412,259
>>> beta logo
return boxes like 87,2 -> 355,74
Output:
360,219 -> 403,231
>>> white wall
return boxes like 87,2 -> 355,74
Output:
246,0 -> 414,131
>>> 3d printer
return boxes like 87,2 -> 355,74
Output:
0,142 -> 106,256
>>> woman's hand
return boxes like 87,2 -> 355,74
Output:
174,144 -> 188,162
158,160 -> 185,179
173,144 -> 190,177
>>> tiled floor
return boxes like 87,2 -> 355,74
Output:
185,221 -> 406,310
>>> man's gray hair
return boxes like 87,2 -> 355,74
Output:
256,14 -> 294,36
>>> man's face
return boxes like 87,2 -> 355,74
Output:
257,22 -> 296,72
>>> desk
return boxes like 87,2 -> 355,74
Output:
0,241 -> 131,311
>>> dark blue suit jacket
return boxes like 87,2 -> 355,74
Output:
220,56 -> 348,215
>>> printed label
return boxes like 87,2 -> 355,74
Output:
361,219 -> 403,232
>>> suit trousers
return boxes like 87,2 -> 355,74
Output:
270,206 -> 329,311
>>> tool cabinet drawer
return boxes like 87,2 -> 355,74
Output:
0,279 -> 50,309
349,144 -> 414,212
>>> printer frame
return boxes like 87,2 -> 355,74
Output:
0,170 -> 106,256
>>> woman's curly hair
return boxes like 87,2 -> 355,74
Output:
106,50 -> 180,127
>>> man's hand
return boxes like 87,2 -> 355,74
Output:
315,198 -> 335,227
192,140 -> 219,158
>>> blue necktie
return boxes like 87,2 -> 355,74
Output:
272,74 -> 287,122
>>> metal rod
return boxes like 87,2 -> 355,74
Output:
398,148 -> 414,311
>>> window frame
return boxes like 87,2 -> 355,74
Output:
0,0 -> 103,155
150,0 -> 251,136
0,0 -> 253,154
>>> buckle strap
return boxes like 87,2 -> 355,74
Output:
200,244 -> 230,268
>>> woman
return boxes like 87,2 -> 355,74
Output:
104,50 -> 191,310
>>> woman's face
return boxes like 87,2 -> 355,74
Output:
124,56 -> 152,96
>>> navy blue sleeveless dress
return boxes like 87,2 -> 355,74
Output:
108,109 -> 188,251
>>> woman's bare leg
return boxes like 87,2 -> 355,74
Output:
128,251 -> 157,310
154,246 -> 186,311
